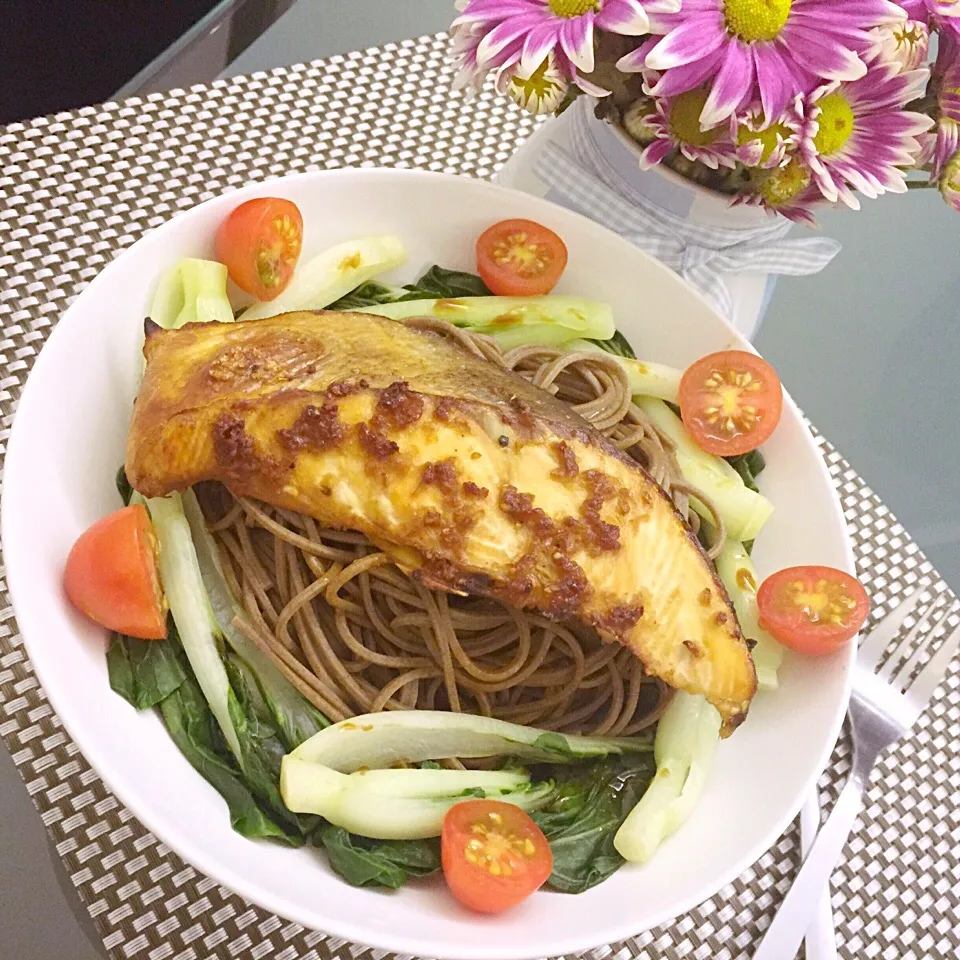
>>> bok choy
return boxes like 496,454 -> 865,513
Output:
290,710 -> 652,770
181,490 -> 326,748
282,758 -> 552,839
568,338 -> 682,403
614,692 -> 721,862
713,536 -> 784,690
239,235 -> 407,320
635,397 -> 774,542
354,295 -> 615,348
111,257 -> 328,844
147,493 -> 243,762
148,259 -> 235,329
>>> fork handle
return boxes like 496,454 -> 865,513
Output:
753,779 -> 863,960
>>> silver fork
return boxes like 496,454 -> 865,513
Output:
754,588 -> 960,960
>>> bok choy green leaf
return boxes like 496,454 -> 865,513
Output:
160,668 -> 299,845
318,826 -> 441,889
532,755 -> 655,893
106,631 -> 187,710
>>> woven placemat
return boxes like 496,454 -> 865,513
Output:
0,32 -> 957,960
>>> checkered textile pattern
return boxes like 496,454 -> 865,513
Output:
0,32 -> 957,960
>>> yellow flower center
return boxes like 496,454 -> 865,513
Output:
724,0 -> 792,42
946,154 -> 960,190
669,88 -> 722,147
812,92 -> 855,157
548,0 -> 599,16
758,158 -> 810,205
737,119 -> 789,164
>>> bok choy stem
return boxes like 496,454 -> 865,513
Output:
148,259 -> 234,329
635,397 -> 774,542
146,493 -> 244,764
567,339 -> 682,402
291,709 -> 652,771
239,236 -> 407,320
613,692 -> 721,862
181,490 -> 327,748
281,756 -> 553,840
355,296 -> 615,349
713,535 -> 783,690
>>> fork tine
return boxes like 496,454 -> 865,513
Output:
857,588 -> 927,671
904,607 -> 960,706
885,600 -> 956,684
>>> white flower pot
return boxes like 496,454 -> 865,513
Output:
496,100 -> 785,341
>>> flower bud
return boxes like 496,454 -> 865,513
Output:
870,20 -> 929,72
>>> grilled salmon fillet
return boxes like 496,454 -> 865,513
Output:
127,311 -> 756,730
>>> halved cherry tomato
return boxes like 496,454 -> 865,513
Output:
476,218 -> 568,296
679,350 -> 783,456
757,565 -> 869,655
215,197 -> 303,301
441,799 -> 552,913
64,504 -> 167,640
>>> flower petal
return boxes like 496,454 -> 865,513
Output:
754,43 -> 801,123
779,25 -> 869,82
559,15 -> 595,73
644,16 -> 727,71
737,140 -> 766,166
639,138 -> 674,169
616,36 -> 659,73
572,69 -> 613,97
453,0 -> 534,24
643,49 -> 726,97
700,40 -> 754,128
476,15 -> 541,67
520,22 -> 563,74
793,0 -> 904,21
595,0 -> 650,35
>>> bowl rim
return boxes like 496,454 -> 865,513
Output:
1,165 -> 855,960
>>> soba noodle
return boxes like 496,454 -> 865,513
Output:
199,320 -> 725,737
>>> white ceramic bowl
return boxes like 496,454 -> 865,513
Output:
2,169 -> 854,960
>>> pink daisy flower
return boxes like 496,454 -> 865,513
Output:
931,27 -> 960,179
636,87 -> 738,169
798,61 -> 933,209
618,0 -> 907,128
734,157 -> 825,224
452,23 -> 496,93
940,151 -> 960,212
732,105 -> 801,169
453,0 -> 677,96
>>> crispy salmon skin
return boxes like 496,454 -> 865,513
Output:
127,310 -> 756,730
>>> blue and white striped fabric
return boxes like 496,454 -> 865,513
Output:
533,101 -> 841,320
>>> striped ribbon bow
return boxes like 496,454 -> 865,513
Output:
533,103 -> 841,320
